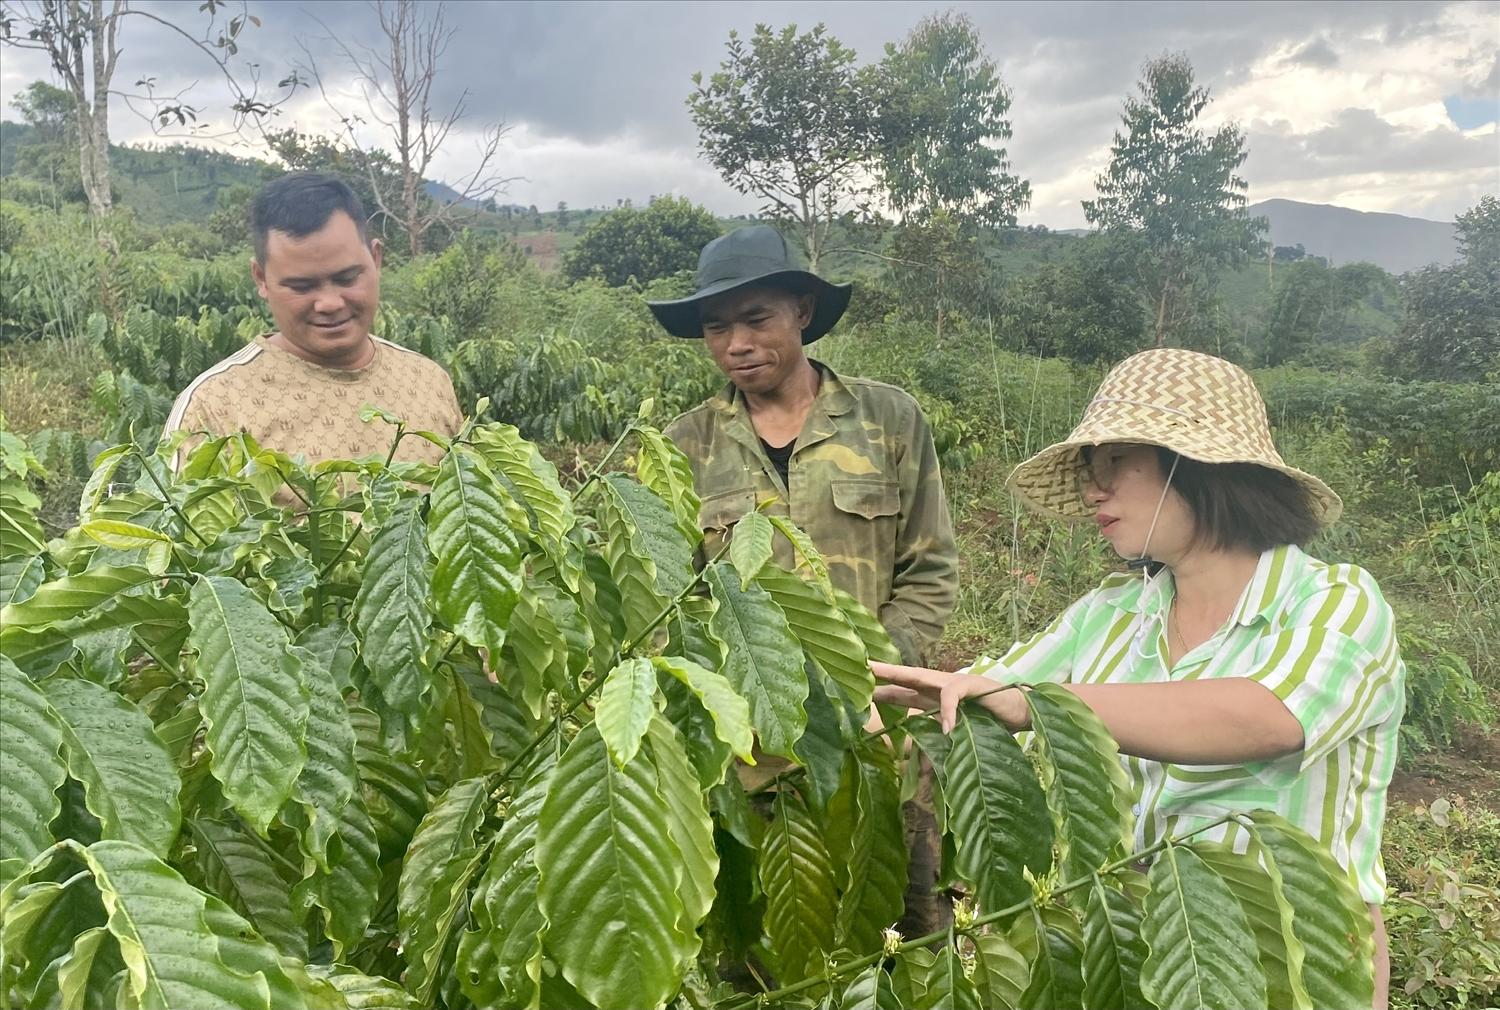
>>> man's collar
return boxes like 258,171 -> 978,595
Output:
709,359 -> 856,418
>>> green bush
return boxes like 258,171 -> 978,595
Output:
561,195 -> 721,286
1397,630 -> 1496,761
407,230 -> 533,338
0,200 -> 30,253
1384,798 -> 1500,1009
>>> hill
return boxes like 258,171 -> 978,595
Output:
1248,199 -> 1458,274
0,120 -> 1454,288
0,120 -> 268,223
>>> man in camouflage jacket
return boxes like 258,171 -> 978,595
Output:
650,225 -> 959,937
648,225 -> 958,667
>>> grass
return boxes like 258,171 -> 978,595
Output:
0,340 -> 110,438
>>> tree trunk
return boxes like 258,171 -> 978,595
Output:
404,171 -> 422,256
1154,286 -> 1169,347
68,0 -> 116,221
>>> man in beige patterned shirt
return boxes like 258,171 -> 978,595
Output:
167,173 -> 463,469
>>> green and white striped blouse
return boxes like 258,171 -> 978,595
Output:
973,544 -> 1405,903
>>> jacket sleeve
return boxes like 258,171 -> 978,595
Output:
880,403 -> 959,665
166,384 -> 223,473
439,370 -> 465,437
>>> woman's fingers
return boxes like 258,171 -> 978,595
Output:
939,676 -> 972,734
872,661 -> 1023,735
870,660 -> 948,689
872,685 -> 927,708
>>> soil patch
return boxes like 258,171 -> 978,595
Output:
1389,728 -> 1500,813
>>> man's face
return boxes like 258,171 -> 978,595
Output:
252,211 -> 382,367
699,286 -> 815,396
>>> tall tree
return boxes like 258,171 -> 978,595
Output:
872,11 -> 1029,228
302,0 -> 512,257
6,80 -> 87,201
1262,260 -> 1382,366
1455,193 -> 1500,269
688,23 -> 873,271
884,208 -> 994,339
0,0 -> 297,222
1383,195 -> 1500,381
1,1 -> 122,219
1083,53 -> 1265,347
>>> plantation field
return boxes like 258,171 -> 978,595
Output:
2,194 -> 1498,1008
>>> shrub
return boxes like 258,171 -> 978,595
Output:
0,423 -> 1381,1008
1384,798 -> 1500,1009
562,196 -> 722,286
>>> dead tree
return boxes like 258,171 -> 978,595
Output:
303,0 -> 513,256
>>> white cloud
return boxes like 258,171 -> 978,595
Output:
432,122 -> 759,214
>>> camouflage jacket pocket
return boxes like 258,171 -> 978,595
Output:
698,487 -> 757,532
831,479 -> 900,520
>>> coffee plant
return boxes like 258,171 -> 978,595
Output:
0,411 -> 1375,1009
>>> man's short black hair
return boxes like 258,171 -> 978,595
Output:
251,172 -> 369,262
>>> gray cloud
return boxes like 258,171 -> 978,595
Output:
0,0 -> 1491,227
1286,37 -> 1341,68
1245,108 -> 1497,183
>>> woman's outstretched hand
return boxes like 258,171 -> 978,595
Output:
870,661 -> 1028,734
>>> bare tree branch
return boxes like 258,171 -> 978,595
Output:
296,0 -> 513,256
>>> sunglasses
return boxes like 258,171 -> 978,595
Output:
1076,444 -> 1153,497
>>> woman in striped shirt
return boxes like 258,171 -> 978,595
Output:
873,349 -> 1404,1006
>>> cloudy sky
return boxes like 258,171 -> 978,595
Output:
2,0 -> 1496,227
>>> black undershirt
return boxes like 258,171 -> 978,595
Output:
761,438 -> 795,487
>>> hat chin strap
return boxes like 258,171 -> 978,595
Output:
1128,453 -> 1181,663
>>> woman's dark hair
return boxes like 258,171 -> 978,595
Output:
1157,447 -> 1320,551
250,172 -> 368,263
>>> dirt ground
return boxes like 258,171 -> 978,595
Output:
1389,728 -> 1500,814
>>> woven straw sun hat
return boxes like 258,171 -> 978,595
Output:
1006,348 -> 1342,526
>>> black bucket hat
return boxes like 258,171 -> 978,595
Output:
646,225 -> 852,344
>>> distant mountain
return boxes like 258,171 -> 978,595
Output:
1248,199 -> 1458,274
424,179 -> 487,209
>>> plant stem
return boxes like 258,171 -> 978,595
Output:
572,423 -> 636,498
495,539 -> 731,786
714,813 -> 1236,1010
318,521 -> 364,579
131,630 -> 179,675
383,422 -> 408,468
308,473 -> 324,623
131,448 -> 207,545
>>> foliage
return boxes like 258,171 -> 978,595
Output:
1082,53 -> 1266,347
0,419 -> 1376,1008
1262,260 -> 1387,366
885,210 -> 997,337
998,232 -> 1146,363
688,23 -> 873,271
1455,194 -> 1500,269
1384,798 -> 1500,1009
1380,196 -> 1500,382
1255,368 -> 1500,489
1396,629 -> 1495,761
871,11 -> 1029,228
562,196 -> 723,287
407,230 -> 533,337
